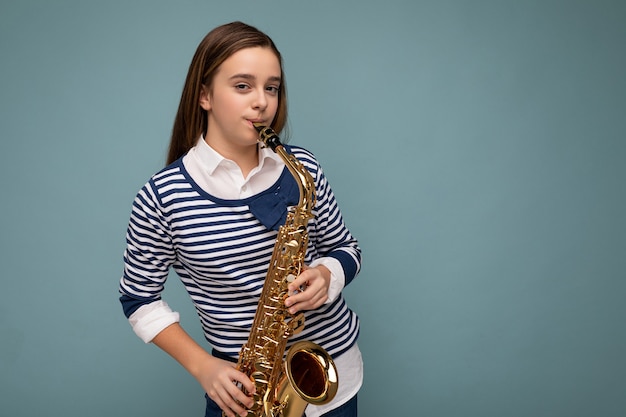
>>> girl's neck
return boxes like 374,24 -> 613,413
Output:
205,137 -> 259,178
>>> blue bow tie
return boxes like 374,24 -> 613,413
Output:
248,170 -> 300,231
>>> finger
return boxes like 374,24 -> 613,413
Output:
285,284 -> 310,305
212,369 -> 255,414
219,382 -> 253,417
286,288 -> 324,313
288,273 -> 309,294
213,390 -> 244,417
232,370 -> 256,398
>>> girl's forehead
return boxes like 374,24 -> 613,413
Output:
219,47 -> 281,78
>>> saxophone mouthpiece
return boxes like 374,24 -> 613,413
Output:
253,123 -> 282,152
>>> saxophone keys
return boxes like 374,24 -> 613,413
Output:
254,360 -> 273,374
289,312 -> 306,334
246,406 -> 260,417
286,273 -> 309,296
251,371 -> 268,386
249,387 -> 264,409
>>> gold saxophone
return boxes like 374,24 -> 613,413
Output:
229,124 -> 338,417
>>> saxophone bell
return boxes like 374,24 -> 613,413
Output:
268,341 -> 338,417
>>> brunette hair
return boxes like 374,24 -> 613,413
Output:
167,21 -> 288,165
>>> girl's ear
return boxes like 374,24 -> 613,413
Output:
199,86 -> 211,111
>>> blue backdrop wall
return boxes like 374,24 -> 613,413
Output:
1,1 -> 625,416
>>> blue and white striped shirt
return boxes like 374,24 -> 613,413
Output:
119,145 -> 361,359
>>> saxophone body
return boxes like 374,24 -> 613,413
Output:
231,125 -> 338,417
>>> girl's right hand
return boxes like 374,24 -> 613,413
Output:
150,324 -> 256,417
198,356 -> 256,417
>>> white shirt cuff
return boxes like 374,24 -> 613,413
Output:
309,257 -> 345,304
128,300 -> 180,343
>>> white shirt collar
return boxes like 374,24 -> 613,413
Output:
192,135 -> 282,177
183,135 -> 286,200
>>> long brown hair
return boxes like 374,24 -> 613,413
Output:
167,21 -> 288,165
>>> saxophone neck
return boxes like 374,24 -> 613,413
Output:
278,147 -> 316,217
254,124 -> 316,215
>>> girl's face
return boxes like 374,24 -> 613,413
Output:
200,46 -> 281,155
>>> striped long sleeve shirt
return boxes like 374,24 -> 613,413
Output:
119,145 -> 361,359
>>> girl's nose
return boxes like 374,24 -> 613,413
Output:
252,88 -> 268,110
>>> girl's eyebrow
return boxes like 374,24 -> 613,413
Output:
229,73 -> 281,83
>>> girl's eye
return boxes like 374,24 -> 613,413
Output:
235,83 -> 250,91
266,86 -> 280,95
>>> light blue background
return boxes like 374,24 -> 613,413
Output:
1,1 -> 625,416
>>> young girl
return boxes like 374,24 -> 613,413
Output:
119,21 -> 362,417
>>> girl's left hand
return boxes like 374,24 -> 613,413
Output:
284,265 -> 331,314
